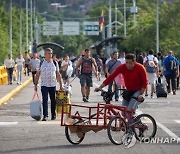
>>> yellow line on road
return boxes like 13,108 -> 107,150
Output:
0,77 -> 32,106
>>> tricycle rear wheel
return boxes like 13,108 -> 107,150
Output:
65,126 -> 85,144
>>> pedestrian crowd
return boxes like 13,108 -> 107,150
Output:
3,48 -> 180,121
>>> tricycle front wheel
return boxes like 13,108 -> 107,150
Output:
65,126 -> 85,144
133,114 -> 157,142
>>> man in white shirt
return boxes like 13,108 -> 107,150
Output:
143,49 -> 159,98
34,48 -> 63,121
16,53 -> 25,85
4,54 -> 15,85
118,52 -> 126,64
60,55 -> 73,85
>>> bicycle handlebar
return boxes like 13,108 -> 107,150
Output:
100,90 -> 114,104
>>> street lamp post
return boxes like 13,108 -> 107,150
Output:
108,0 -> 112,38
124,0 -> 126,38
26,0 -> 29,52
156,0 -> 159,53
115,0 -> 117,36
34,18 -> 39,45
30,0 -> 33,53
132,0 -> 137,26
19,0 -> 22,54
33,0 -> 36,22
9,0 -> 12,55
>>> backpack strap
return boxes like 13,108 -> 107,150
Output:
146,56 -> 156,63
53,60 -> 57,67
146,56 -> 149,61
40,60 -> 57,68
40,60 -> 44,67
108,60 -> 117,72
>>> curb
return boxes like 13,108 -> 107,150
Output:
0,77 -> 32,107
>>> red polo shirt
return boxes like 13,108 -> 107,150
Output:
103,62 -> 148,91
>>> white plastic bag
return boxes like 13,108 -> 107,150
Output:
66,65 -> 73,78
30,93 -> 42,121
13,74 -> 17,81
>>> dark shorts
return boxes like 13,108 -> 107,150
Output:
79,74 -> 93,87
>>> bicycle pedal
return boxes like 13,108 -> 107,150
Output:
122,132 -> 136,148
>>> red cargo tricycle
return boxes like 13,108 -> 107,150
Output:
61,100 -> 157,145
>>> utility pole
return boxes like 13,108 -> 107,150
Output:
26,0 -> 29,52
19,0 -> 22,54
124,0 -> 126,38
9,0 -> 12,55
156,0 -> 159,53
33,0 -> 38,43
108,0 -> 112,38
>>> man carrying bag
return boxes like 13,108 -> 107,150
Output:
34,48 -> 63,121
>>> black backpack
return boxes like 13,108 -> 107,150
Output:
167,57 -> 176,72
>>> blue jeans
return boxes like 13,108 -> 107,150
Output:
165,72 -> 177,92
108,81 -> 120,100
17,65 -> 23,83
41,86 -> 56,117
122,90 -> 141,111
6,67 -> 14,84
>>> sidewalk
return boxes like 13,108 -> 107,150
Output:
0,75 -> 32,106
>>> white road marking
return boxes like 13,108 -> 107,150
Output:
135,109 -> 180,141
0,122 -> 18,126
157,122 -> 180,140
174,120 -> 180,124
135,109 -> 143,116
37,121 -> 60,125
147,102 -> 170,105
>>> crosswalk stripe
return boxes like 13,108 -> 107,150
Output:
174,120 -> 180,124
0,122 -> 18,126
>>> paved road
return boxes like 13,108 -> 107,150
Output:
0,76 -> 180,154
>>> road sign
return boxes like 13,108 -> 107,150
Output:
43,21 -> 60,36
130,6 -> 138,14
63,22 -> 79,35
83,21 -> 99,36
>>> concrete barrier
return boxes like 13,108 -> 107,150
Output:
0,66 -> 8,85
0,65 -> 18,85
